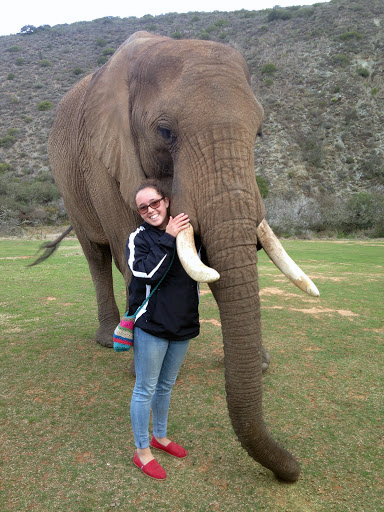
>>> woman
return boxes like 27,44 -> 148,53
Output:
127,179 -> 200,480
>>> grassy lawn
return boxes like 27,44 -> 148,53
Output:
1,237 -> 383,511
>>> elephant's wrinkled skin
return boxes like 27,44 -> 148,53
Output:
48,31 -> 301,481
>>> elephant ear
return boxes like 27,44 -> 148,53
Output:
83,32 -> 162,209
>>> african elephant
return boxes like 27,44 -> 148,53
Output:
47,31 -> 319,482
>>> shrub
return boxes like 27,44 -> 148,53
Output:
357,67 -> 369,77
102,47 -> 115,56
7,73 -> 15,80
0,130 -> 18,149
199,31 -> 210,40
0,162 -> 13,173
20,25 -> 37,35
15,57 -> 25,66
344,108 -> 358,125
8,180 -> 60,204
39,59 -> 51,67
7,46 -> 22,52
298,134 -> 323,168
214,19 -> 229,27
95,38 -> 107,47
360,155 -> 384,182
171,31 -> 183,39
268,8 -> 292,22
191,15 -> 200,22
340,30 -> 363,41
296,7 -> 314,18
97,56 -> 109,66
261,63 -> 277,75
73,67 -> 84,75
37,100 -> 53,111
332,54 -> 350,67
256,175 -> 269,198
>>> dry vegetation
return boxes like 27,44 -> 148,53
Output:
0,0 -> 383,236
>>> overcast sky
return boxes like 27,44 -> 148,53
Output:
1,0 -> 329,37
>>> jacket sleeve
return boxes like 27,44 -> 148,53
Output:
126,228 -> 175,285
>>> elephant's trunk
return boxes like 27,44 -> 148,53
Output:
211,243 -> 300,482
174,130 -> 300,481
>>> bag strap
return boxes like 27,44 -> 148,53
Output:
125,245 -> 176,319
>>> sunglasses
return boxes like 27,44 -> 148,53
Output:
137,197 -> 165,214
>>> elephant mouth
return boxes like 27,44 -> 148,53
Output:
176,220 -> 319,297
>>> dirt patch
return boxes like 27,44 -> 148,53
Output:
291,307 -> 359,318
259,287 -> 298,297
0,256 -> 33,260
262,305 -> 359,319
200,318 -> 221,327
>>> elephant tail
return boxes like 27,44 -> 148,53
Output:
28,226 -> 74,267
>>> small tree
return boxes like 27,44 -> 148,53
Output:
37,101 -> 53,111
20,25 -> 37,35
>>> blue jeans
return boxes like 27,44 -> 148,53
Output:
130,327 -> 190,449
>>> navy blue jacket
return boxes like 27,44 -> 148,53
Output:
126,222 -> 200,341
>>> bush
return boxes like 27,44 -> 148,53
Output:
199,31 -> 210,40
340,30 -> 363,41
360,155 -> 384,183
357,67 -> 369,77
267,8 -> 292,22
332,54 -> 350,68
102,47 -> 115,56
95,38 -> 107,47
37,100 -> 53,111
97,56 -> 109,66
0,130 -> 18,149
7,73 -> 15,80
15,57 -> 25,66
171,31 -> 183,39
20,25 -> 37,35
0,162 -> 13,173
7,46 -> 22,52
261,63 -> 277,75
73,67 -> 84,75
256,175 -> 269,198
214,19 -> 229,27
39,59 -> 51,67
343,192 -> 377,232
8,180 -> 60,204
265,192 -> 384,238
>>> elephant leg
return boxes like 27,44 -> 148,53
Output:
76,229 -> 120,347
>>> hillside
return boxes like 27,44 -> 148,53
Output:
0,0 -> 383,236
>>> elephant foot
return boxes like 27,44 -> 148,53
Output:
262,346 -> 271,373
95,319 -> 119,348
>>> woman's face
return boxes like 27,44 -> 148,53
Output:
136,187 -> 170,230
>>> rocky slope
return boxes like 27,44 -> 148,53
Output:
0,0 -> 383,234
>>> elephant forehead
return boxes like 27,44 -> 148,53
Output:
130,40 -> 250,92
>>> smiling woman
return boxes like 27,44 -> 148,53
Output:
125,179 -> 200,479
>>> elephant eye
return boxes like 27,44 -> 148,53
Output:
158,126 -> 176,143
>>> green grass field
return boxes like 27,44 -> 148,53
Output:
1,237 -> 383,511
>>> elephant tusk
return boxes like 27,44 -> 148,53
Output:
256,219 -> 320,297
176,224 -> 220,283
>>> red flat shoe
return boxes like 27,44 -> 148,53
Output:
150,436 -> 188,458
133,452 -> 167,480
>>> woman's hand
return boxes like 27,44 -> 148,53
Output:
165,213 -> 190,238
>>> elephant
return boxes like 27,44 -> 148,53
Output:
45,31 -> 319,482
